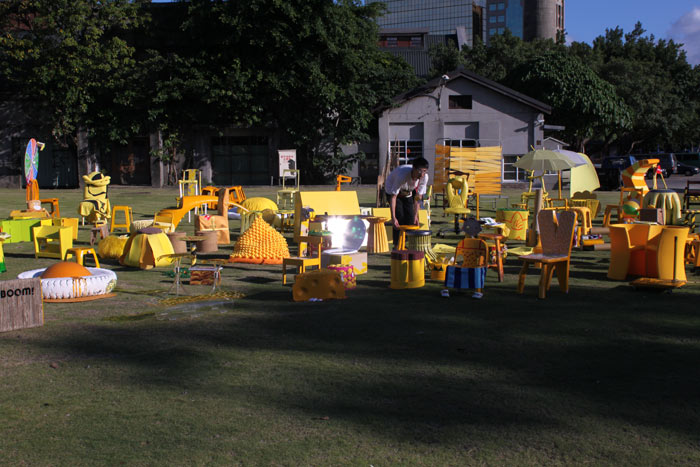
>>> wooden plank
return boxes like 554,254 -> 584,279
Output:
0,278 -> 43,332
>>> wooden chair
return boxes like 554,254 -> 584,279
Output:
282,236 -> 324,285
517,210 -> 576,299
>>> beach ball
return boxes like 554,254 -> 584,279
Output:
622,199 -> 639,216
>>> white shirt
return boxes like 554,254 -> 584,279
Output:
385,165 -> 428,196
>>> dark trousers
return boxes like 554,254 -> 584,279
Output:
392,195 -> 415,246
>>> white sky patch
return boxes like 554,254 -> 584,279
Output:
668,7 -> 700,65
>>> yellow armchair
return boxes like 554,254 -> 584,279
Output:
33,225 -> 73,260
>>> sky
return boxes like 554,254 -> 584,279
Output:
565,1 -> 700,65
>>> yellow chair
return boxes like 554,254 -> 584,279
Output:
646,226 -> 689,282
178,169 -> 202,222
444,176 -> 470,234
607,223 -> 661,280
194,188 -> 231,244
228,185 -> 246,205
277,169 -> 300,210
152,212 -> 175,233
571,191 -> 600,219
282,236 -> 324,285
517,210 -> 576,299
201,186 -> 220,209
41,198 -> 60,218
78,172 -> 111,225
32,225 -> 73,260
110,205 -> 133,233
603,187 -> 643,227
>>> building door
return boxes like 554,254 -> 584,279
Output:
211,135 -> 270,185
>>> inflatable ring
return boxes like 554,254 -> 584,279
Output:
18,267 -> 117,301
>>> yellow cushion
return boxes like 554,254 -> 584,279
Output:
241,197 -> 278,212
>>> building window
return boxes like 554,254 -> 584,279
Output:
386,36 -> 397,47
498,2 -> 505,9
498,15 -> 505,22
446,139 -> 477,148
489,16 -> 497,23
449,95 -> 473,110
503,155 -> 527,181
389,140 -> 423,165
489,28 -> 497,35
498,27 -> 504,34
410,36 -> 422,47
489,3 -> 497,11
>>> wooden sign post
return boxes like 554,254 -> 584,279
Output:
0,278 -> 43,333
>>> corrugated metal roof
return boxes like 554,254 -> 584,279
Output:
383,49 -> 433,78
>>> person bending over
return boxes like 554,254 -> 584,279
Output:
384,157 -> 429,247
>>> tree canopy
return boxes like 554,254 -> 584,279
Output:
0,0 -> 417,182
0,0 -> 147,146
430,25 -> 700,154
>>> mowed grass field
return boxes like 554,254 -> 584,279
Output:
1,185 -> 699,465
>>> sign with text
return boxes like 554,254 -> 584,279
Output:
278,149 -> 297,177
0,278 -> 43,333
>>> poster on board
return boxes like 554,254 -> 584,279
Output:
278,149 -> 297,177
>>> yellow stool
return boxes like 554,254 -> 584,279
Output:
110,205 -> 133,232
65,247 -> 100,268
389,250 -> 425,289
396,225 -> 420,250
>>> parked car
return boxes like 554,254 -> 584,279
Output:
676,162 -> 700,176
656,153 -> 678,175
675,152 -> 700,169
595,155 -> 637,190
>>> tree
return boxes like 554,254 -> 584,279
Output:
202,0 -> 417,182
581,23 -> 699,153
459,30 -> 562,82
427,40 -> 464,80
0,0 -> 148,147
505,50 -> 631,152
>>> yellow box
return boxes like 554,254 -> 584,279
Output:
321,250 -> 367,275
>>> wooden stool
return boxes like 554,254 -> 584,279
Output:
90,224 -> 109,246
65,247 -> 100,268
110,205 -> 132,232
478,232 -> 505,282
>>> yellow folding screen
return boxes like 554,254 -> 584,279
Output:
434,145 -> 503,195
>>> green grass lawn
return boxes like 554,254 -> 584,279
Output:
1,185 -> 700,465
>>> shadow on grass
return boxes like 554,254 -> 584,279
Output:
27,284 -> 700,443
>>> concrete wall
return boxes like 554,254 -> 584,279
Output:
378,76 -> 546,183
